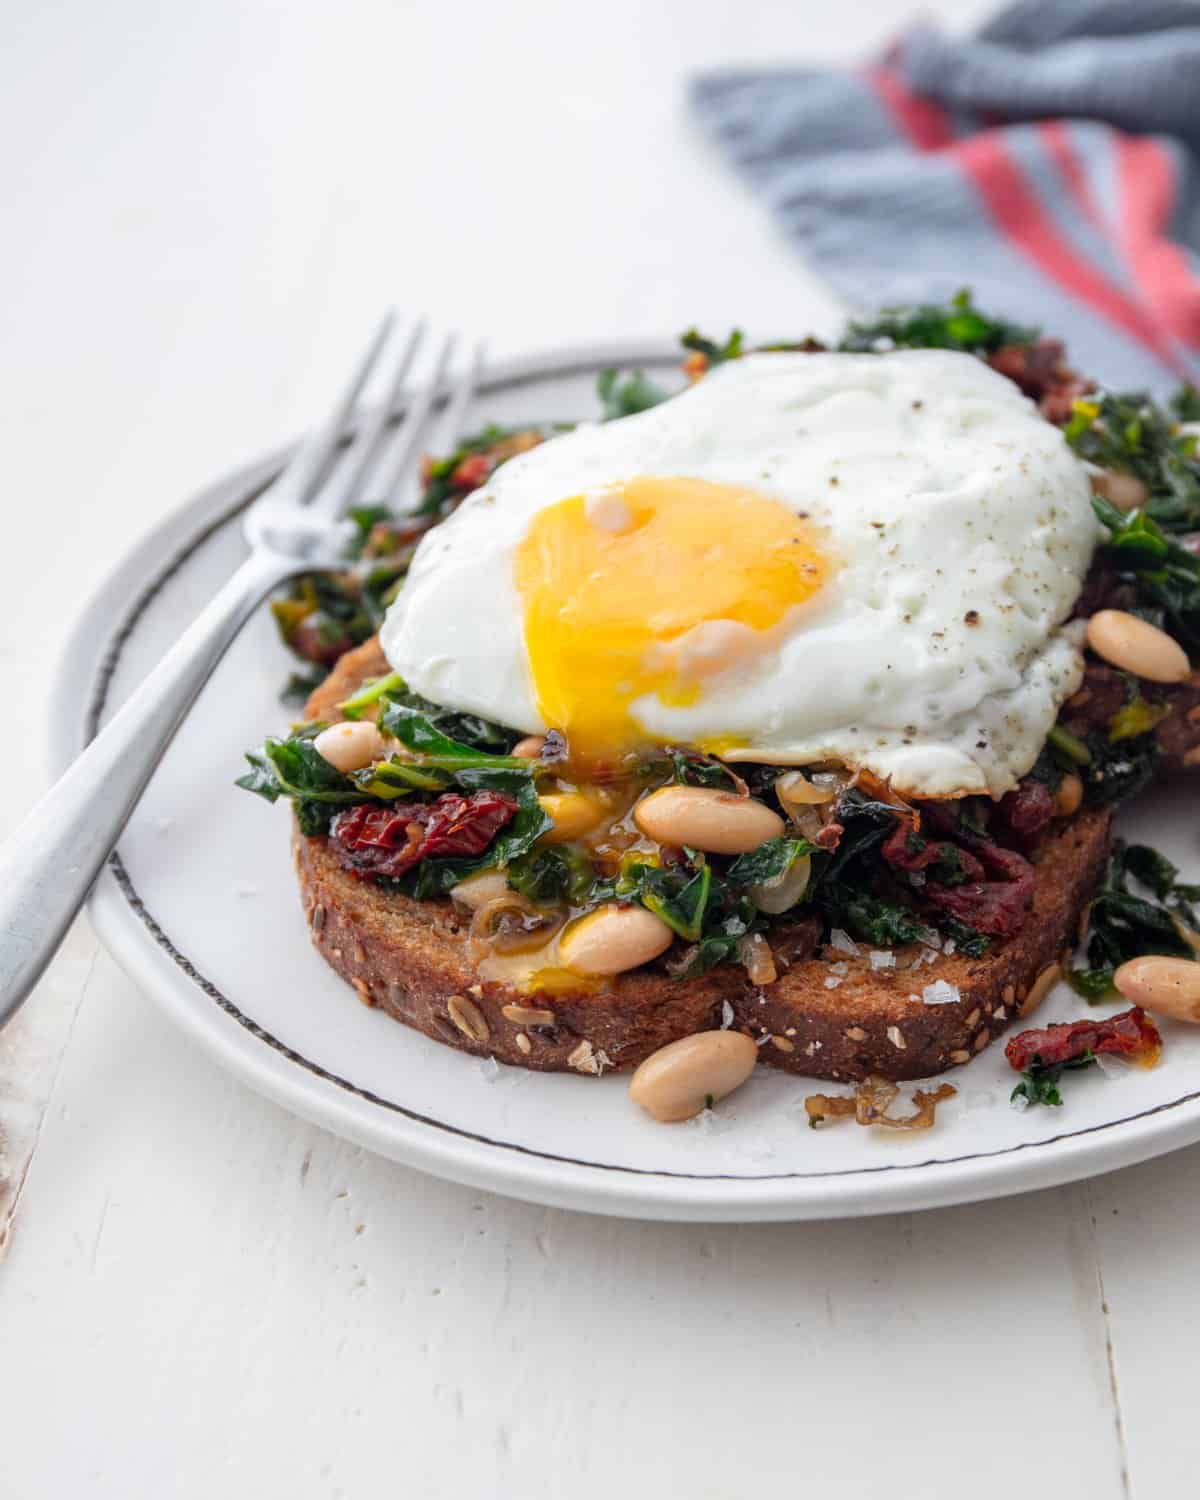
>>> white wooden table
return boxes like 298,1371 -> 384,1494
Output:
1,3 -> 1193,1494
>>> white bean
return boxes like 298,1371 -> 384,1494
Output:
1086,609 -> 1190,684
313,720 -> 386,773
634,785 -> 784,855
1114,955 -> 1200,1022
558,905 -> 674,976
629,1031 -> 758,1122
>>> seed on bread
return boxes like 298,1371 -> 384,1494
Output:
502,1004 -> 557,1027
1019,962 -> 1061,1019
568,1040 -> 610,1075
448,994 -> 490,1044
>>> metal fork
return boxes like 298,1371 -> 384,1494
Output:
0,318 -> 483,1027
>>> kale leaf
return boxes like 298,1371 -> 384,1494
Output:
938,917 -> 991,958
1066,391 -> 1200,532
838,289 -> 1036,355
1070,839 -> 1200,1000
618,860 -> 715,943
1011,1051 -> 1097,1108
378,693 -> 521,755
281,666 -> 329,706
816,883 -> 936,948
1091,496 -> 1200,655
596,368 -> 668,419
505,844 -> 596,907
680,328 -> 744,365
1079,728 -> 1161,806
1171,385 -> 1200,423
236,728 -> 362,807
726,836 -> 814,889
237,725 -> 365,836
337,671 -> 405,720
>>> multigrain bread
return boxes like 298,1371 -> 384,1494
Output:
293,638 -> 1114,1083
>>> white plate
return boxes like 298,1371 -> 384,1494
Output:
53,341 -> 1200,1222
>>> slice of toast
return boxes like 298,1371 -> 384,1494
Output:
293,639 -> 1113,1082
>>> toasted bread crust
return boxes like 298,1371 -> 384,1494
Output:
296,638 -> 1114,1082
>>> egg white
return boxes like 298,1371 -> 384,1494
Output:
381,349 -> 1097,797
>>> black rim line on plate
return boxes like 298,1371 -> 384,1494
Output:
82,355 -> 1200,1187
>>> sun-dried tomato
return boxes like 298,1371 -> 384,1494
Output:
926,842 -> 1036,937
993,777 -> 1056,852
883,811 -> 1036,937
881,824 -> 984,882
450,453 -> 494,492
987,338 -> 1095,423
287,617 -> 357,666
330,791 -> 518,879
1005,1006 -> 1161,1074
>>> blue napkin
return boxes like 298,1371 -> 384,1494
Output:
691,1 -> 1200,392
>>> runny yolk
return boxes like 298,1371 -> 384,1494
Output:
513,475 -> 828,767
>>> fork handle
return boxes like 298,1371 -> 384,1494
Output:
0,548 -> 297,1028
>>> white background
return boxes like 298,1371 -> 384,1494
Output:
1,2 -> 1193,1495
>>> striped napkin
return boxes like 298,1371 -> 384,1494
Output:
690,1 -> 1200,393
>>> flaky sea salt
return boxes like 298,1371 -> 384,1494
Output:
829,928 -> 860,957
720,999 -> 735,1030
922,979 -> 961,1006
824,976 -> 843,990
869,950 -> 896,971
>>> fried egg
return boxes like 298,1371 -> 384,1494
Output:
380,350 -> 1097,797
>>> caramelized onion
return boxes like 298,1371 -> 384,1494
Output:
805,1076 -> 956,1131
775,770 -> 847,838
468,892 -> 565,960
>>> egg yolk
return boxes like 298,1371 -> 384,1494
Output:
513,476 -> 828,766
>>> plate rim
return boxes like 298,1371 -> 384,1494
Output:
52,337 -> 1200,1221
